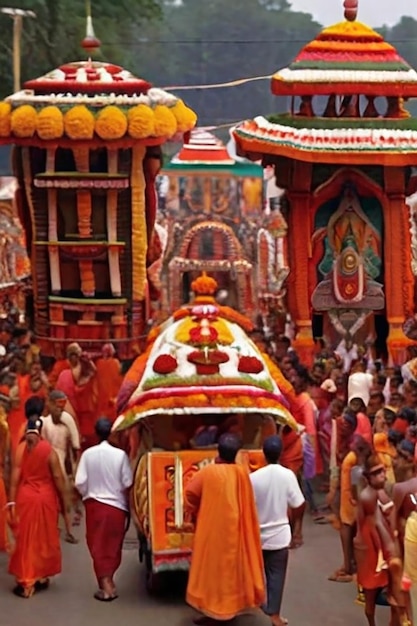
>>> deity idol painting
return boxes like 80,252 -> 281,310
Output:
311,183 -> 385,313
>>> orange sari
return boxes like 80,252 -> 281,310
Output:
56,369 -> 98,447
8,440 -> 61,587
7,375 -> 47,455
95,357 -> 122,422
185,462 -> 265,620
0,410 -> 9,552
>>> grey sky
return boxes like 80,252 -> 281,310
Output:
289,0 -> 416,27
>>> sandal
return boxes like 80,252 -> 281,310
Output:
35,578 -> 50,592
94,589 -> 118,602
13,584 -> 35,598
328,570 -> 353,583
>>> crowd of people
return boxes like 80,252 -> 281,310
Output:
2,311 -> 417,625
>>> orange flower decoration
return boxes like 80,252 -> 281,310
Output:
191,272 -> 218,296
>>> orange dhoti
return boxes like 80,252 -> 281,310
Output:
185,463 -> 265,620
0,475 -> 7,552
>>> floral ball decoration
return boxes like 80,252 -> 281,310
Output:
153,105 -> 177,138
95,105 -> 128,140
64,105 -> 95,140
171,99 -> 197,133
153,354 -> 178,375
238,355 -> 264,375
0,102 -> 11,137
36,106 -> 64,140
11,105 -> 37,138
127,104 -> 155,139
191,273 -> 218,296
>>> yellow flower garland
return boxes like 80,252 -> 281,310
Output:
64,105 -> 95,140
153,105 -> 177,137
11,104 -> 37,138
127,104 -> 155,139
171,100 -> 197,133
131,145 -> 147,300
36,105 -> 64,140
0,102 -> 11,137
95,105 -> 128,140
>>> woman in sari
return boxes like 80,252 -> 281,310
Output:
7,417 -> 71,598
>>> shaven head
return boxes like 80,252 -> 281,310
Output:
218,433 -> 241,464
95,417 -> 112,442
263,435 -> 283,464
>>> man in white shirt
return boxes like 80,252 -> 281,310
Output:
347,361 -> 374,405
75,418 -> 133,602
250,436 -> 305,626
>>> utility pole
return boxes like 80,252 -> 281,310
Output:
1,8 -> 36,92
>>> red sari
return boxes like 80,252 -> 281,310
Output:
8,440 -> 61,587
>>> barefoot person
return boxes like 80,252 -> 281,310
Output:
41,390 -> 81,540
185,433 -> 265,624
7,418 -> 71,598
75,418 -> 133,602
250,435 -> 305,626
354,454 -> 410,626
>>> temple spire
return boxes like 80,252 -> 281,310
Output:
343,0 -> 358,21
81,0 -> 101,57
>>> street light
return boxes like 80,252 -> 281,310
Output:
0,7 -> 36,93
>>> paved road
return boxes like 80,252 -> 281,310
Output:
0,516 -> 387,626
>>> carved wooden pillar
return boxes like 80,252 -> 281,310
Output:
287,161 -> 314,364
384,167 -> 414,363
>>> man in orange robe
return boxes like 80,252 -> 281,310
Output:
0,396 -> 10,552
95,344 -> 122,423
185,434 -> 265,624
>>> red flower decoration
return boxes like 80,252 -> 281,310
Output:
153,354 -> 178,375
187,349 -> 229,375
238,355 -> 264,374
189,324 -> 218,345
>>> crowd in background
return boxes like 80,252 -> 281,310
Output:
1,309 -> 417,621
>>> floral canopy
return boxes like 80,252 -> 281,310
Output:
115,274 -> 295,431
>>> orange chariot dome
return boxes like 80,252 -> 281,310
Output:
191,272 -> 218,296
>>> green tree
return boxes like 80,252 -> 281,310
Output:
0,0 -> 162,98
130,0 -> 321,125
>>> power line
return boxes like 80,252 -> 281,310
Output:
100,38 -> 417,45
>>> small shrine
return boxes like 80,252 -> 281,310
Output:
233,0 -> 417,364
155,128 -> 264,319
0,16 -> 196,359
0,177 -> 30,317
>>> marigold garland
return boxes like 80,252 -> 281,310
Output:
64,105 -> 95,140
11,104 -> 37,138
153,105 -> 177,137
95,105 -> 128,140
0,102 -> 11,137
171,100 -> 197,133
36,106 -> 64,140
127,104 -> 155,139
